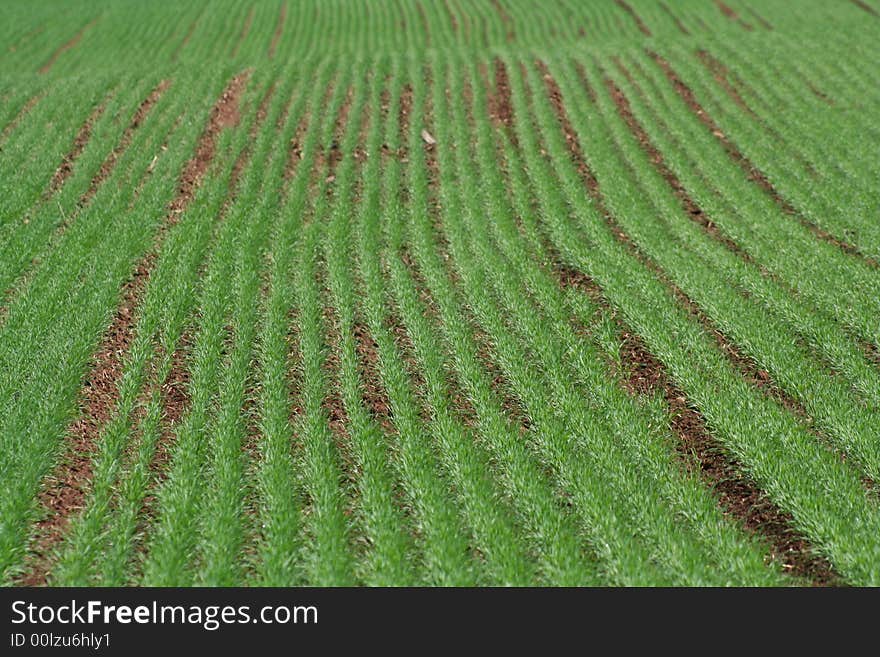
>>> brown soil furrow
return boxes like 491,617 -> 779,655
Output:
21,73 -> 249,584
8,25 -> 46,53
47,102 -> 106,196
416,1 -> 432,47
169,71 -> 250,221
615,0 -> 652,37
324,86 -> 354,185
172,15 -> 200,62
18,256 -> 153,586
231,6 -> 255,58
604,66 -> 747,260
715,0 -> 753,30
556,266 -> 837,584
659,2 -> 690,35
484,58 -> 517,146
490,0 -> 516,42
443,0 -> 459,34
398,247 -> 482,427
743,5 -> 774,30
137,333 -> 193,552
649,51 -> 876,266
353,322 -> 395,432
268,2 -> 288,59
80,80 -> 170,207
568,64 -> 836,431
0,94 -> 42,143
283,109 -> 311,188
321,301 -> 359,510
696,49 -> 755,114
39,18 -> 98,74
537,65 -> 837,584
850,0 -> 879,16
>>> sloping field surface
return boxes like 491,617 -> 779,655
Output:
1,0 -> 879,586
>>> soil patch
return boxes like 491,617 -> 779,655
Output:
39,18 -> 98,74
47,102 -> 106,195
269,2 -> 288,59
649,51 -> 876,266
615,0 -> 652,37
81,80 -> 170,207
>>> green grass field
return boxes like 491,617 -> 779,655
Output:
1,0 -> 879,587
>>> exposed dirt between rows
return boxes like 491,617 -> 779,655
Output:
268,2 -> 288,59
231,6 -> 255,58
283,109 -> 311,189
659,2 -> 690,35
538,65 -> 837,585
352,321 -> 395,432
649,51 -> 877,267
172,13 -> 200,62
18,256 -> 153,586
850,0 -> 879,16
556,269 -> 837,585
696,49 -> 755,115
605,66 -> 749,262
743,5 -> 774,30
324,87 -> 354,186
19,72 -> 250,585
490,0 -> 516,42
169,71 -> 250,221
585,65 -> 839,445
8,25 -> 45,53
80,80 -> 171,207
47,102 -> 106,196
615,0 -> 652,37
1,94 -> 42,144
416,2 -> 432,47
443,0 -> 459,34
484,58 -> 517,146
39,18 -> 98,74
715,1 -> 753,31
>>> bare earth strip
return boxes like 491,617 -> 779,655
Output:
17,73 -> 249,586
39,18 -> 99,74
649,51 -> 877,267
538,63 -> 836,585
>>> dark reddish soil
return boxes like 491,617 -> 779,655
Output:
353,321 -> 395,432
443,0 -> 459,34
18,256 -> 152,586
649,51 -> 876,267
556,267 -> 837,585
490,0 -> 515,42
743,5 -> 774,30
80,80 -> 170,207
47,102 -> 106,195
538,65 -> 836,585
39,18 -> 98,74
850,0 -> 879,16
604,66 -> 747,260
268,2 -> 288,59
231,6 -> 255,58
659,2 -> 690,36
18,73 -> 250,584
1,94 -> 42,143
324,87 -> 354,184
715,1 -> 753,30
696,49 -> 754,114
615,0 -> 652,37
416,2 -> 432,47
169,71 -> 250,221
283,110 -> 311,187
485,58 -> 517,145
172,15 -> 200,62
